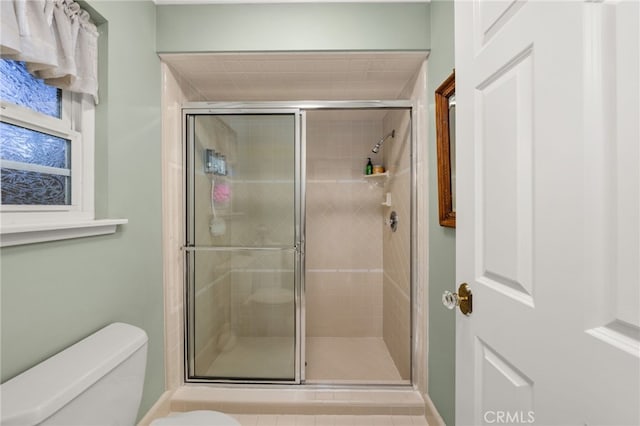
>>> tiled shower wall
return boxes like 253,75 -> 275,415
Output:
382,110 -> 412,380
305,116 -> 385,337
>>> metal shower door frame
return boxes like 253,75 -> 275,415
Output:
183,107 -> 303,384
182,100 -> 417,387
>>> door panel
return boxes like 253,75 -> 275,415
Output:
456,1 -> 639,425
476,48 -> 533,307
191,114 -> 296,248
475,339 -> 534,425
185,111 -> 300,383
582,2 -> 640,424
189,248 -> 296,381
583,0 -> 639,348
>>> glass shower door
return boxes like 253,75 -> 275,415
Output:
185,112 -> 300,382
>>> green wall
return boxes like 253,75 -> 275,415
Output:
427,1 -> 456,425
0,0 -> 164,419
157,3 -> 429,53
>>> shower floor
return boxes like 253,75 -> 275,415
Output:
206,337 -> 295,379
203,336 -> 403,383
305,337 -> 403,384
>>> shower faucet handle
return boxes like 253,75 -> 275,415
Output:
387,211 -> 399,232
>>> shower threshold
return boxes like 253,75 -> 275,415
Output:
167,385 -> 425,416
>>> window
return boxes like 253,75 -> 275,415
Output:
0,59 -> 125,246
0,59 -> 62,118
1,58 -> 87,216
1,121 -> 72,205
0,60 -> 71,206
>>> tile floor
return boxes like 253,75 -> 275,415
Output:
230,414 -> 428,425
305,337 -> 404,383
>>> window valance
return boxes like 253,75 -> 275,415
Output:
0,0 -> 99,103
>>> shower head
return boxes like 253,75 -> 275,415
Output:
372,129 -> 395,154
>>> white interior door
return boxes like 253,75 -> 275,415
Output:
455,1 -> 639,425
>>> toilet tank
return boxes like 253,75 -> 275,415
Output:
0,323 -> 148,426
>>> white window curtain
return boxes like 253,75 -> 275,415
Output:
0,0 -> 99,103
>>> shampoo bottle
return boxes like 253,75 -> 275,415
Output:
365,157 -> 373,175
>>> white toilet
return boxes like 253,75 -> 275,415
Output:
0,322 -> 239,426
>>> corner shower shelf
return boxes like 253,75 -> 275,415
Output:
363,171 -> 390,179
364,172 -> 390,190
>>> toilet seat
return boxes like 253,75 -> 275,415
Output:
150,410 -> 240,425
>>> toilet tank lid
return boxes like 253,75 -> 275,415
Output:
0,322 -> 148,426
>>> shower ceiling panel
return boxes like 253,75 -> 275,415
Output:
161,52 -> 426,104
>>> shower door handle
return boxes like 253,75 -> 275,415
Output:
182,246 -> 297,252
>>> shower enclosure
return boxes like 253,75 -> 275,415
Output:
183,102 -> 414,385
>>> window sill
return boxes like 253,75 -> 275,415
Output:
0,219 -> 128,247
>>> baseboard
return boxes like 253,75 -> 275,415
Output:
137,390 -> 175,426
424,393 -> 446,426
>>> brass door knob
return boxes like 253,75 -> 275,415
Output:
442,283 -> 473,316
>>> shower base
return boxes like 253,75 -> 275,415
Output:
205,337 -> 295,379
200,336 -> 406,385
305,337 -> 405,384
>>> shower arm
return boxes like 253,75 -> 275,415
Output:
372,129 -> 395,154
